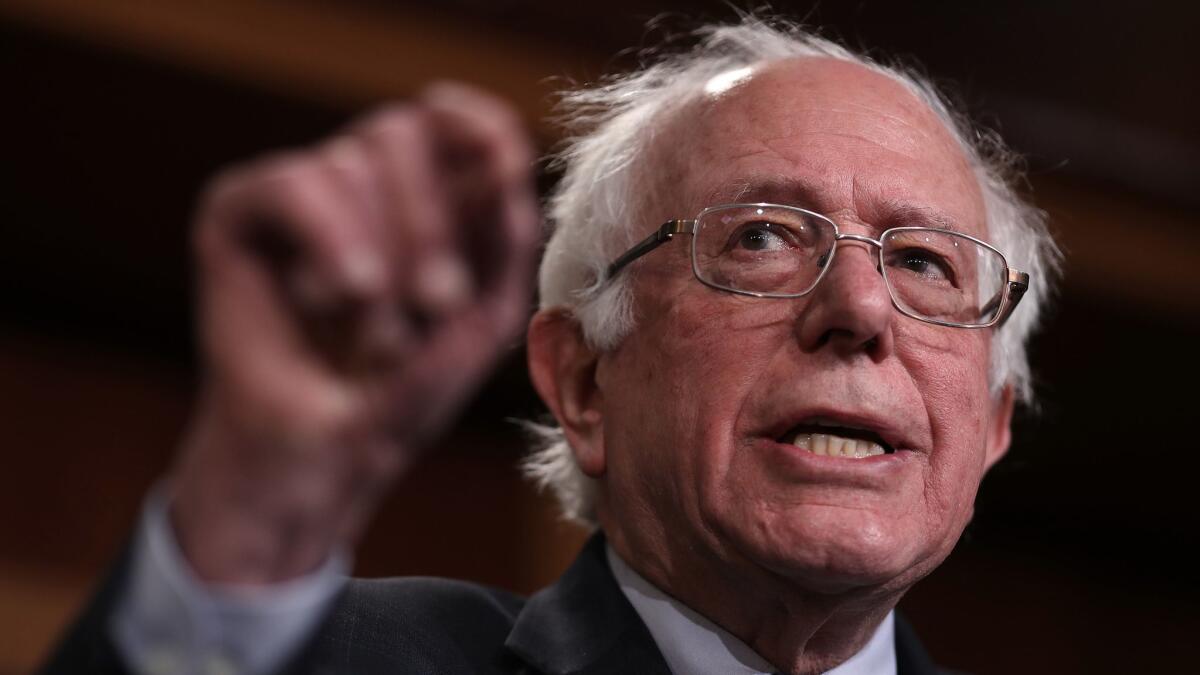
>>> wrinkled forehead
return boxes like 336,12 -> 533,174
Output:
639,57 -> 986,236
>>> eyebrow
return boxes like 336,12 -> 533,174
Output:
882,203 -> 962,233
707,177 -> 826,211
704,177 -> 964,233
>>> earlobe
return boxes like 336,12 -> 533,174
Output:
983,384 -> 1016,471
526,309 -> 606,477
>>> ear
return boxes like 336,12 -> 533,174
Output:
983,384 -> 1016,472
526,309 -> 606,477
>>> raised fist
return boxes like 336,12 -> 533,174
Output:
168,83 -> 540,583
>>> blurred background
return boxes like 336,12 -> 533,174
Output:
1,1 -> 1197,673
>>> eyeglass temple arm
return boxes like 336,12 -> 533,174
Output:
992,269 -> 1030,326
605,219 -> 694,280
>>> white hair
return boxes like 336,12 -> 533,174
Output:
523,16 -> 1061,526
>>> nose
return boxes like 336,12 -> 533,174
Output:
794,239 -> 895,359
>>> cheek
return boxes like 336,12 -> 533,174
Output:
624,288 -> 792,492
898,324 -> 993,521
659,291 -> 799,426
667,298 -> 811,524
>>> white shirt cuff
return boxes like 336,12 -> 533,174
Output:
110,486 -> 350,675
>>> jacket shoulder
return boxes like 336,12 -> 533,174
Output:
292,577 -> 528,674
336,576 -> 527,633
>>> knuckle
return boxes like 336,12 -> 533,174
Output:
491,103 -> 526,137
199,164 -> 252,212
192,216 -> 224,264
192,168 -> 252,254
353,104 -> 422,143
426,80 -> 519,121
205,151 -> 314,210
317,135 -> 366,174
255,151 -> 317,188
499,143 -> 536,184
472,100 -> 528,147
193,153 -> 320,245
470,98 -> 523,136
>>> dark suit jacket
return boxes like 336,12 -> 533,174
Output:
39,534 -> 946,674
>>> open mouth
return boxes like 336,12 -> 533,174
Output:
776,423 -> 896,458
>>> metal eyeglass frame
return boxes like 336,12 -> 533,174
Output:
603,202 -> 1030,328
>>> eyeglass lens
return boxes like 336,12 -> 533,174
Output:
691,205 -> 1008,326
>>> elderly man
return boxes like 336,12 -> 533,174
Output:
42,17 -> 1056,675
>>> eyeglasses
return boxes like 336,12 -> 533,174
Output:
605,203 -> 1029,328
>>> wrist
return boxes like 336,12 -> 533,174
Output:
168,476 -> 343,585
167,405 -> 373,584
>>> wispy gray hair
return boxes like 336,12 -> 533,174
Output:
524,16 -> 1061,526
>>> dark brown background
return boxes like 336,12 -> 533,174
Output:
2,1 -> 1197,673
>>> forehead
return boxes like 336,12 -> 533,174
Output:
648,58 -> 986,237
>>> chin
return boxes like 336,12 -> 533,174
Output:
719,502 -> 954,595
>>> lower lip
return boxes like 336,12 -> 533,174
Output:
752,437 -> 914,483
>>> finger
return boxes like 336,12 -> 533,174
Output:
352,107 -> 473,316
314,136 -> 429,373
199,231 -> 362,441
421,83 -> 540,337
200,153 -> 389,312
382,306 -> 503,444
422,81 -> 535,199
315,135 -> 386,257
197,148 -> 403,387
310,135 -> 419,368
195,180 -> 364,443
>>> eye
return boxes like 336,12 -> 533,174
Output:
731,222 -> 794,252
890,247 -> 955,283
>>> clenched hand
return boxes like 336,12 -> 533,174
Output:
168,84 -> 540,584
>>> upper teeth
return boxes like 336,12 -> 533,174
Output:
791,432 -> 886,458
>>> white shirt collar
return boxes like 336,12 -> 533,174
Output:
606,546 -> 897,675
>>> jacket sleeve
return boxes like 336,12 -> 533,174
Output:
36,538 -> 136,675
36,489 -> 348,675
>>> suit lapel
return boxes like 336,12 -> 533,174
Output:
505,534 -> 943,675
504,533 -> 672,675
